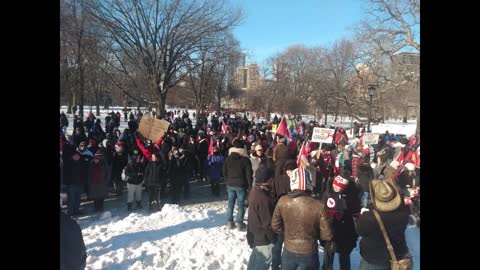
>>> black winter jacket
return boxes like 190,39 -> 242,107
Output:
223,147 -> 253,189
247,184 -> 276,247
144,161 -> 164,187
357,203 -> 410,266
60,212 -> 86,270
124,162 -> 145,185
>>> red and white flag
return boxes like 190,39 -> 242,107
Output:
297,142 -> 308,168
221,121 -> 228,134
276,116 -> 293,143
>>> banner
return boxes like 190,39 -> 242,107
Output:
363,133 -> 380,145
311,127 -> 334,143
138,116 -> 170,141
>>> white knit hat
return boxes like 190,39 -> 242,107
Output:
405,163 -> 415,171
390,160 -> 400,169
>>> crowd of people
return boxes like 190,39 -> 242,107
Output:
60,109 -> 419,270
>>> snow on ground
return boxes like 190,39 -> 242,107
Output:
78,201 -> 420,270
63,106 -> 419,269
60,106 -> 417,137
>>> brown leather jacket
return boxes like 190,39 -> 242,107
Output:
272,191 -> 333,255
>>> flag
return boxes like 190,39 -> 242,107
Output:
276,116 -> 293,143
208,136 -> 217,164
208,136 -> 214,156
221,121 -> 228,134
297,142 -> 308,168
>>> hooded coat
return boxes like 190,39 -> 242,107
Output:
222,147 -> 253,189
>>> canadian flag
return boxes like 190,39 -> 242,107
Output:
221,121 -> 228,134
297,142 -> 308,168
276,116 -> 293,143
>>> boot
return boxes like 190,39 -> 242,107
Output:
136,201 -> 143,209
127,203 -> 133,211
236,222 -> 246,230
227,220 -> 234,229
148,201 -> 154,210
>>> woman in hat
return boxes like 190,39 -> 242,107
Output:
357,179 -> 411,269
321,175 -> 361,270
250,144 -> 266,179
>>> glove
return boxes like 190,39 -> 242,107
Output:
361,208 -> 369,214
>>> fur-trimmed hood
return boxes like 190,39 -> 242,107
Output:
228,147 -> 247,158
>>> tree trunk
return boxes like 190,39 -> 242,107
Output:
79,67 -> 85,117
67,93 -> 73,114
157,93 -> 167,119
216,93 -> 222,115
334,100 -> 340,122
324,100 -> 328,126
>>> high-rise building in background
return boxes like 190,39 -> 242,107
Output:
234,64 -> 260,90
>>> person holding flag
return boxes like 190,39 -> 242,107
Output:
207,136 -> 224,196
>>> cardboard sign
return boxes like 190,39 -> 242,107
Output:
230,114 -> 236,119
271,124 -> 278,133
138,116 -> 170,141
311,127 -> 334,143
363,133 -> 380,145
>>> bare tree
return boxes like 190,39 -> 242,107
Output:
354,0 -> 420,127
85,0 -> 243,117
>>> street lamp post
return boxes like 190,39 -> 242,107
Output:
367,84 -> 376,132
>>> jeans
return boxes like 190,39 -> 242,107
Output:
281,247 -> 319,270
363,192 -> 369,208
359,258 -> 390,270
67,184 -> 82,216
271,233 -> 284,270
226,186 -> 246,223
247,243 -> 274,270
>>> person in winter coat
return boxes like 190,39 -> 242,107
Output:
144,152 -> 164,211
72,128 -> 87,148
357,163 -> 374,208
123,154 -> 145,211
60,211 -> 87,270
223,139 -> 253,230
334,127 -> 349,146
111,142 -> 129,194
197,133 -> 209,181
250,144 -> 266,179
207,146 -> 224,196
351,147 -> 365,181
321,176 -> 362,270
87,151 -> 109,212
396,162 -> 419,220
272,143 -> 294,202
128,116 -> 138,133
167,145 -> 188,204
357,179 -> 411,269
271,166 -> 333,270
60,113 -> 69,135
63,151 -> 89,216
246,165 -> 276,270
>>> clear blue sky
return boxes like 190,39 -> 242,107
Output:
232,0 -> 366,65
